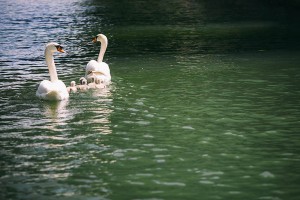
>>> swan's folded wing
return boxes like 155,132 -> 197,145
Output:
86,60 -> 111,85
36,80 -> 69,100
36,80 -> 52,97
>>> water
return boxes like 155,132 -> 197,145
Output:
1,0 -> 300,199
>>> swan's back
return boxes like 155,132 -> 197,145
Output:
86,60 -> 110,76
86,60 -> 111,82
36,80 -> 69,101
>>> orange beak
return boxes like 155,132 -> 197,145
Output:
92,37 -> 97,43
57,46 -> 65,53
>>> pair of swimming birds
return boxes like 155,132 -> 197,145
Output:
36,34 -> 110,101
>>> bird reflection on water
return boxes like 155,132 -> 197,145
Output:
41,85 -> 114,135
42,100 -> 70,131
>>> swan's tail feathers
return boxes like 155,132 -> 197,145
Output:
47,91 -> 64,101
36,80 -> 69,101
36,90 -> 69,101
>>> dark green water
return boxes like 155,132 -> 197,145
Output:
1,0 -> 300,199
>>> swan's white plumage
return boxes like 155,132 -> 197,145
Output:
85,34 -> 111,84
37,80 -> 69,100
86,60 -> 111,83
36,42 -> 69,101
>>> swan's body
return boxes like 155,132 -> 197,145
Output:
79,77 -> 87,85
36,43 -> 69,101
77,84 -> 89,91
67,81 -> 77,93
85,34 -> 111,84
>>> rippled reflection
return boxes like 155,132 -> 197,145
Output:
89,87 -> 113,135
1,0 -> 300,199
43,100 -> 69,124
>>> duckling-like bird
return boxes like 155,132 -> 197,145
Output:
67,81 -> 77,93
77,77 -> 89,91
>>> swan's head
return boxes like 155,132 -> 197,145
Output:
95,78 -> 104,84
92,34 -> 108,44
79,77 -> 87,85
95,78 -> 100,84
90,77 -> 95,83
70,81 -> 76,87
45,42 -> 65,53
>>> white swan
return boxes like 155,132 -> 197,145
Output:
85,34 -> 111,84
36,42 -> 69,101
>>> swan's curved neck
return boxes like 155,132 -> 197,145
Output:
97,38 -> 108,63
45,50 -> 58,82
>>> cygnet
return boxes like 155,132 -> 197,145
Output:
67,81 -> 77,93
77,78 -> 89,91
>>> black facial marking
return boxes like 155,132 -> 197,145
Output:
55,45 -> 63,50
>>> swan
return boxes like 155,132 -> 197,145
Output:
77,77 -> 89,91
95,77 -> 106,89
36,42 -> 69,101
67,81 -> 77,93
79,77 -> 87,85
85,34 -> 111,84
88,77 -> 106,89
88,77 -> 97,89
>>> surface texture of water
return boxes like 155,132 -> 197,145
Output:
1,0 -> 300,199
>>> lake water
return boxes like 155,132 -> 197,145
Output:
1,0 -> 300,199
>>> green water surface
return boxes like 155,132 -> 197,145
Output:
0,0 -> 300,199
